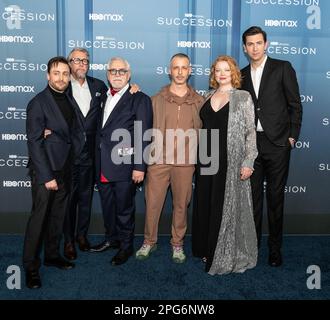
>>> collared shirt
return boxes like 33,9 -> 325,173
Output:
251,55 -> 268,131
71,76 -> 92,117
102,83 -> 129,127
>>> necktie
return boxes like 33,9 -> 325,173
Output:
110,87 -> 119,96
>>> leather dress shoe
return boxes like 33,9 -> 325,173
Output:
111,248 -> 133,266
76,236 -> 90,252
268,251 -> 282,267
26,270 -> 41,289
89,240 -> 120,253
44,256 -> 75,270
64,242 -> 77,260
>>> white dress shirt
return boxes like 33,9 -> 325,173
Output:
102,84 -> 129,127
71,76 -> 92,117
251,55 -> 268,132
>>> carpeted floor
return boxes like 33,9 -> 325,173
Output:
0,235 -> 329,300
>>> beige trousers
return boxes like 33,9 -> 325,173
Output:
144,164 -> 195,247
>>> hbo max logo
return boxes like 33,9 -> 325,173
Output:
89,64 -> 107,71
88,13 -> 124,22
265,19 -> 298,28
0,85 -> 34,93
2,180 -> 31,188
1,133 -> 27,141
177,41 -> 211,49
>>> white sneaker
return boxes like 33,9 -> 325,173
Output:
172,246 -> 186,263
135,243 -> 157,260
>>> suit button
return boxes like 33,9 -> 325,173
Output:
257,108 -> 261,111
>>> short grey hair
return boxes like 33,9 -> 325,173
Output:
107,57 -> 130,71
67,48 -> 90,61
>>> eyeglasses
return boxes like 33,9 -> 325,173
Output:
107,69 -> 128,76
70,58 -> 89,65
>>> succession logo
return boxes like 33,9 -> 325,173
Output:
157,13 -> 231,28
156,64 -> 210,76
0,58 -> 47,72
0,107 -> 26,120
68,36 -> 144,50
245,0 -> 319,7
0,154 -> 28,167
267,41 -> 317,56
2,5 -> 55,30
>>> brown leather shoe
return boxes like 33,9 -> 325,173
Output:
76,236 -> 91,252
64,242 -> 77,261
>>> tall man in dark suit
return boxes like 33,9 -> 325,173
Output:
91,57 -> 153,265
241,26 -> 303,267
23,57 -> 76,289
62,48 -> 107,260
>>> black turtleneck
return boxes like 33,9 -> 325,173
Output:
48,85 -> 74,127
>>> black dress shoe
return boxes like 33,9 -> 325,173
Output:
89,240 -> 120,253
76,236 -> 90,252
26,270 -> 41,289
64,242 -> 77,260
111,249 -> 133,266
268,251 -> 282,267
44,256 -> 75,270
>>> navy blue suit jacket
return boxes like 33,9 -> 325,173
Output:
95,87 -> 153,182
68,75 -> 108,166
26,86 -> 77,184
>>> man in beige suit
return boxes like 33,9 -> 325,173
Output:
136,53 -> 204,263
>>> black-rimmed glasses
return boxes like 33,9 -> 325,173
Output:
107,69 -> 128,76
70,58 -> 89,65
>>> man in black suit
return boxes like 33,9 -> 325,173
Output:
62,48 -> 108,260
23,56 -> 76,289
241,26 -> 302,267
91,57 -> 153,265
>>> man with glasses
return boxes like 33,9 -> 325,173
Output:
91,57 -> 153,265
56,48 -> 108,261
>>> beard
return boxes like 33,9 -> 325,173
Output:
75,69 -> 87,80
49,80 -> 68,92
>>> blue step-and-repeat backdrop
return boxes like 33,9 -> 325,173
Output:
0,0 -> 329,230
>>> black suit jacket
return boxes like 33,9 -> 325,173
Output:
26,86 -> 77,184
241,57 -> 302,146
95,87 -> 153,182
68,75 -> 108,166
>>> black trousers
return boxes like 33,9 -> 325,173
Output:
63,164 -> 94,243
23,171 -> 70,271
97,180 -> 136,251
251,133 -> 291,252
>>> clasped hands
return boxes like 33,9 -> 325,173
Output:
240,167 -> 254,181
